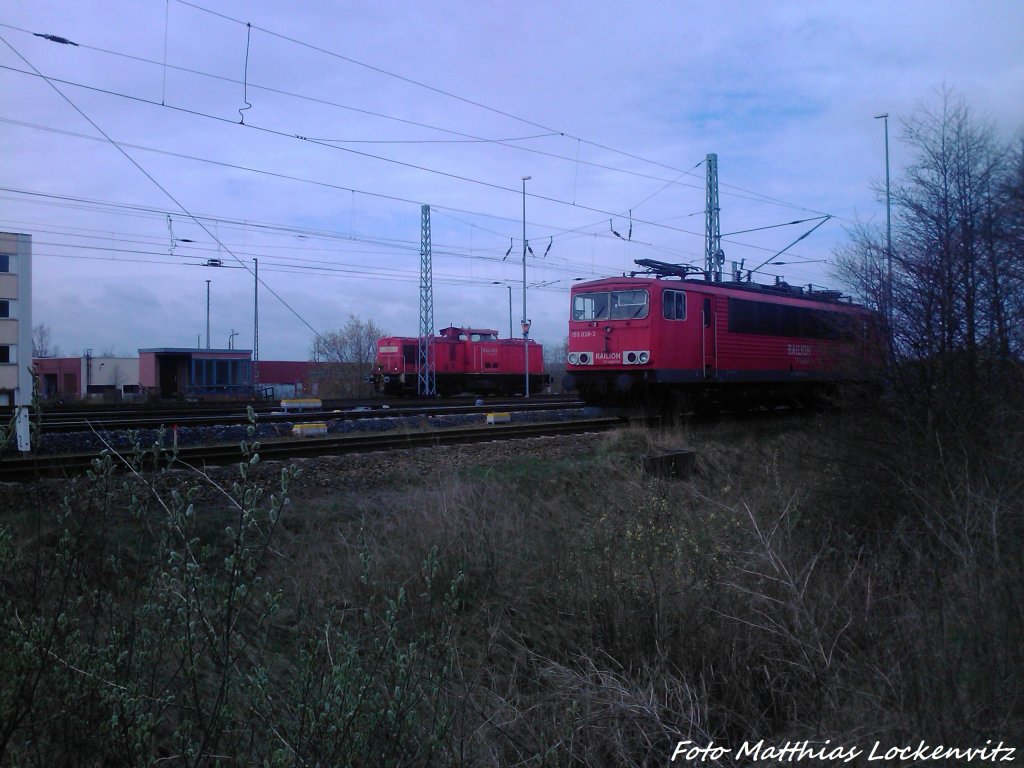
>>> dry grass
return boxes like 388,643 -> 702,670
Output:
1,407 -> 1021,765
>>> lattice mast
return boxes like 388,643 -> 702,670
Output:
417,204 -> 436,396
705,153 -> 724,281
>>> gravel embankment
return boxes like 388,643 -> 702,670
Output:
30,408 -> 587,456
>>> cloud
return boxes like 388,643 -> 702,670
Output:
3,0 -> 1022,360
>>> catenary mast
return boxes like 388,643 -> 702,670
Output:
705,153 -> 724,281
417,204 -> 436,396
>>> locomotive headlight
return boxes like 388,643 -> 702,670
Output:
623,350 -> 650,365
625,351 -> 638,364
639,351 -> 650,364
568,352 -> 579,365
578,352 -> 592,365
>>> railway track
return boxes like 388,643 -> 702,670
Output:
10,396 -> 583,433
0,416 -> 619,483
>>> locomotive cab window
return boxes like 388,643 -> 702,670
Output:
610,290 -> 648,319
663,290 -> 686,320
573,289 -> 649,321
573,292 -> 610,321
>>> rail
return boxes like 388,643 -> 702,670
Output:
0,417 -> 619,482
16,396 -> 583,434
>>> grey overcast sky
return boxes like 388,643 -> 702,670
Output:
2,1 -> 1022,359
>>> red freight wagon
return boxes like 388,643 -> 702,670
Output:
562,260 -> 879,413
372,326 -> 548,397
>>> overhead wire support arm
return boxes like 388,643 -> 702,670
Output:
748,215 -> 833,276
721,215 -> 830,237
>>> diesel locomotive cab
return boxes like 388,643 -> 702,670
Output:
372,327 -> 548,397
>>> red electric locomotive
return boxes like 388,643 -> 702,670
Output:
372,325 -> 548,397
562,259 -> 879,412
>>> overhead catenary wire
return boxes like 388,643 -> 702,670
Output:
238,22 -> 252,124
7,197 -> 649,282
0,66 -> 721,242
0,18 -> 831,217
2,13 -> 841,306
26,248 -> 577,292
0,22 -> 704,192
0,97 -> 757,261
1,35 -> 843,287
172,0 -> 835,216
173,0 -> 699,177
0,182 -> 830,281
0,32 -> 330,346
161,0 -> 169,104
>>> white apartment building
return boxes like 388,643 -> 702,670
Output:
0,232 -> 32,450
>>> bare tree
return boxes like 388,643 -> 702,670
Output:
98,346 -> 130,358
31,323 -> 60,358
834,88 -> 1024,425
108,362 -> 125,390
310,315 -> 385,365
309,315 -> 387,396
543,337 -> 568,393
1001,138 -> 1024,355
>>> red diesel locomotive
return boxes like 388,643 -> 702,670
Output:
372,325 -> 548,397
562,260 -> 879,412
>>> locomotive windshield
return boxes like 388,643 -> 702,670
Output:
572,289 -> 649,321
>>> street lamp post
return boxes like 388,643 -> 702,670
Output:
875,113 -> 893,331
521,175 -> 532,398
205,279 -> 211,349
253,258 -> 259,392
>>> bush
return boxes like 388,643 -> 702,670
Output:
2,407 -> 1020,765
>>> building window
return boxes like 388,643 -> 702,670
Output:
0,300 -> 10,318
0,345 -> 14,364
0,254 -> 9,273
